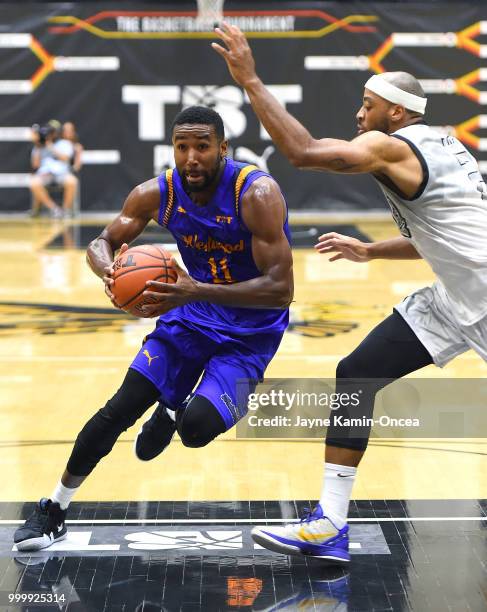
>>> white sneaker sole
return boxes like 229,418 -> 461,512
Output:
251,528 -> 350,564
15,531 -> 67,552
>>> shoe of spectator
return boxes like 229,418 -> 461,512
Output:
51,206 -> 64,219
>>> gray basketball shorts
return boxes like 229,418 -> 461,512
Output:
395,283 -> 487,367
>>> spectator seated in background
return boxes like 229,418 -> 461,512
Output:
62,121 -> 84,175
29,119 -> 79,218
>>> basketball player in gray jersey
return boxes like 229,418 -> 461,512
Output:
214,23 -> 487,563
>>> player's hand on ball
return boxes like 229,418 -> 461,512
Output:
314,233 -> 371,263
103,243 -> 129,307
212,22 -> 258,87
141,258 -> 198,317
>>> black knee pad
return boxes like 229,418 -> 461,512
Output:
327,356 -> 378,452
177,395 -> 226,448
326,311 -> 434,452
335,354 -> 378,381
67,368 -> 160,476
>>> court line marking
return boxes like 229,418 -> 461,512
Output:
0,516 -> 486,525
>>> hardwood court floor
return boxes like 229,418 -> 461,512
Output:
0,217 -> 486,503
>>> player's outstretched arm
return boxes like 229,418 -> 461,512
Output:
315,233 -> 421,261
212,22 -> 314,168
86,178 -> 160,279
367,237 -> 421,259
212,22 -> 396,174
142,177 -> 293,314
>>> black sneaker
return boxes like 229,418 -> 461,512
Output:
14,498 -> 67,552
134,403 -> 177,461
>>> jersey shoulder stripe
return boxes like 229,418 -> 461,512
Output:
234,164 -> 259,218
391,133 -> 429,200
157,169 -> 175,227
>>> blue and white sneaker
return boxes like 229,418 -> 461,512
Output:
254,573 -> 350,611
251,504 -> 350,564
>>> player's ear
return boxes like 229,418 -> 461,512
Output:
220,138 -> 228,159
390,104 -> 405,123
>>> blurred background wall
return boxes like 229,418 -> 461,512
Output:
0,1 -> 485,212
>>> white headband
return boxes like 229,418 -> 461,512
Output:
364,74 -> 427,114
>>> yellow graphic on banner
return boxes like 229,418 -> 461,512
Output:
307,23 -> 487,75
47,10 -> 378,40
442,114 -> 487,152
30,37 -> 55,90
0,34 -> 119,94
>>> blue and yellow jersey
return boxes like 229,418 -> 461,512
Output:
156,157 -> 290,336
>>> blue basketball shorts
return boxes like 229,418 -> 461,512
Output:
130,319 -> 283,431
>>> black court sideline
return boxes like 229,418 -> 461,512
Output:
0,499 -> 485,611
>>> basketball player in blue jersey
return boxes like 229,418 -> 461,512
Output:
14,105 -> 293,552
214,24 -> 487,564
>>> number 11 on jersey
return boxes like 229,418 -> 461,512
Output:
208,257 -> 234,284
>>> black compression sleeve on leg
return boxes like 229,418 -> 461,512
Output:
177,394 -> 226,448
67,368 -> 161,476
326,310 -> 434,451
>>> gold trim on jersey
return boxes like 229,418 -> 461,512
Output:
235,165 -> 260,219
162,168 -> 174,227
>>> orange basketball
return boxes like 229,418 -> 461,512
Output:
111,244 -> 177,317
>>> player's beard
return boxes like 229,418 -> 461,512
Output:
376,116 -> 392,135
180,155 -> 222,193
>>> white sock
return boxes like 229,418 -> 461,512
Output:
318,462 -> 356,529
51,481 -> 78,510
166,408 -> 176,422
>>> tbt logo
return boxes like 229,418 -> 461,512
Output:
215,215 -> 233,224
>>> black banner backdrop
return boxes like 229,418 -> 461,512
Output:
0,2 -> 485,212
